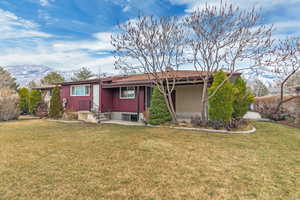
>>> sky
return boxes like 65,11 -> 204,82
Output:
0,0 -> 300,74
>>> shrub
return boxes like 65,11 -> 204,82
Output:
253,95 -> 296,121
191,115 -> 201,126
208,120 -> 226,130
0,89 -> 19,121
29,89 -> 42,114
18,88 -> 30,114
49,87 -> 63,119
232,77 -> 254,119
149,87 -> 172,125
35,102 -> 48,118
208,70 -> 234,125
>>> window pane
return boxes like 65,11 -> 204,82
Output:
72,85 -> 89,96
120,87 -> 135,98
85,86 -> 89,95
121,88 -> 126,97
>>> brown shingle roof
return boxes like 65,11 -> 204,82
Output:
111,70 -> 210,83
109,70 -> 241,84
61,70 -> 241,85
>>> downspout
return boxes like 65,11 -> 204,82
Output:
99,78 -> 102,112
137,86 -> 140,121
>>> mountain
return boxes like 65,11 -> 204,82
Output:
4,65 -> 53,87
4,65 -> 77,87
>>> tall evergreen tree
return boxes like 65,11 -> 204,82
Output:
41,72 -> 65,85
18,88 -> 30,114
208,71 -> 234,124
49,87 -> 63,119
71,67 -> 94,81
0,67 -> 18,90
232,77 -> 254,119
29,90 -> 42,114
149,87 -> 172,125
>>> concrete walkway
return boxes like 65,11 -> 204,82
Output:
101,120 -> 145,126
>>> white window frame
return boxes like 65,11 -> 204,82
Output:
120,86 -> 136,99
70,84 -> 90,96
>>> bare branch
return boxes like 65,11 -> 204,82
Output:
111,15 -> 188,123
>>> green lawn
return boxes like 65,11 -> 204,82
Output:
0,120 -> 299,200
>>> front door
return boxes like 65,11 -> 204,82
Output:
92,84 -> 100,111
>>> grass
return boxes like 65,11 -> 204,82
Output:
0,120 -> 299,200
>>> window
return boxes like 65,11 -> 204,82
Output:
71,85 -> 90,96
122,113 -> 138,121
120,87 -> 135,99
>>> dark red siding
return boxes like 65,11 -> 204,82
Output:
100,87 -> 145,113
61,85 -> 92,111
101,88 -> 113,112
61,84 -> 146,113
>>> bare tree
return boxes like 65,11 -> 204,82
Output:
252,79 -> 270,97
185,2 -> 274,122
111,16 -> 187,123
272,38 -> 300,113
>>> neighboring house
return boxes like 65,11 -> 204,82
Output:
34,85 -> 60,108
60,70 -> 240,122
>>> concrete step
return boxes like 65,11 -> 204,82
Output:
78,111 -> 111,123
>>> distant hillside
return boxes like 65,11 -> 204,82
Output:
3,65 -> 77,87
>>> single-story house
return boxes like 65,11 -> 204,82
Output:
59,70 -> 240,122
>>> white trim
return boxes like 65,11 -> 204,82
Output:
92,84 -> 100,111
119,86 -> 136,99
70,84 -> 90,96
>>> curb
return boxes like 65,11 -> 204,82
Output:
47,119 -> 256,134
148,124 -> 256,134
47,120 -> 82,124
172,126 -> 256,134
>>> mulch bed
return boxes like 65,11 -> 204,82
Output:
277,120 -> 300,129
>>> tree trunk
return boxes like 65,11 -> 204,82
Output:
163,92 -> 177,124
167,92 -> 177,123
275,70 -> 297,114
200,80 -> 209,124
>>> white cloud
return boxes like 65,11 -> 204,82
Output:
37,0 -> 55,7
168,0 -> 300,12
39,0 -> 49,6
0,9 -> 114,73
0,9 -> 53,39
0,31 -> 116,74
53,32 -> 112,52
273,21 -> 300,33
111,0 -> 132,12
0,48 -> 116,73
123,5 -> 131,12
0,9 -> 36,28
